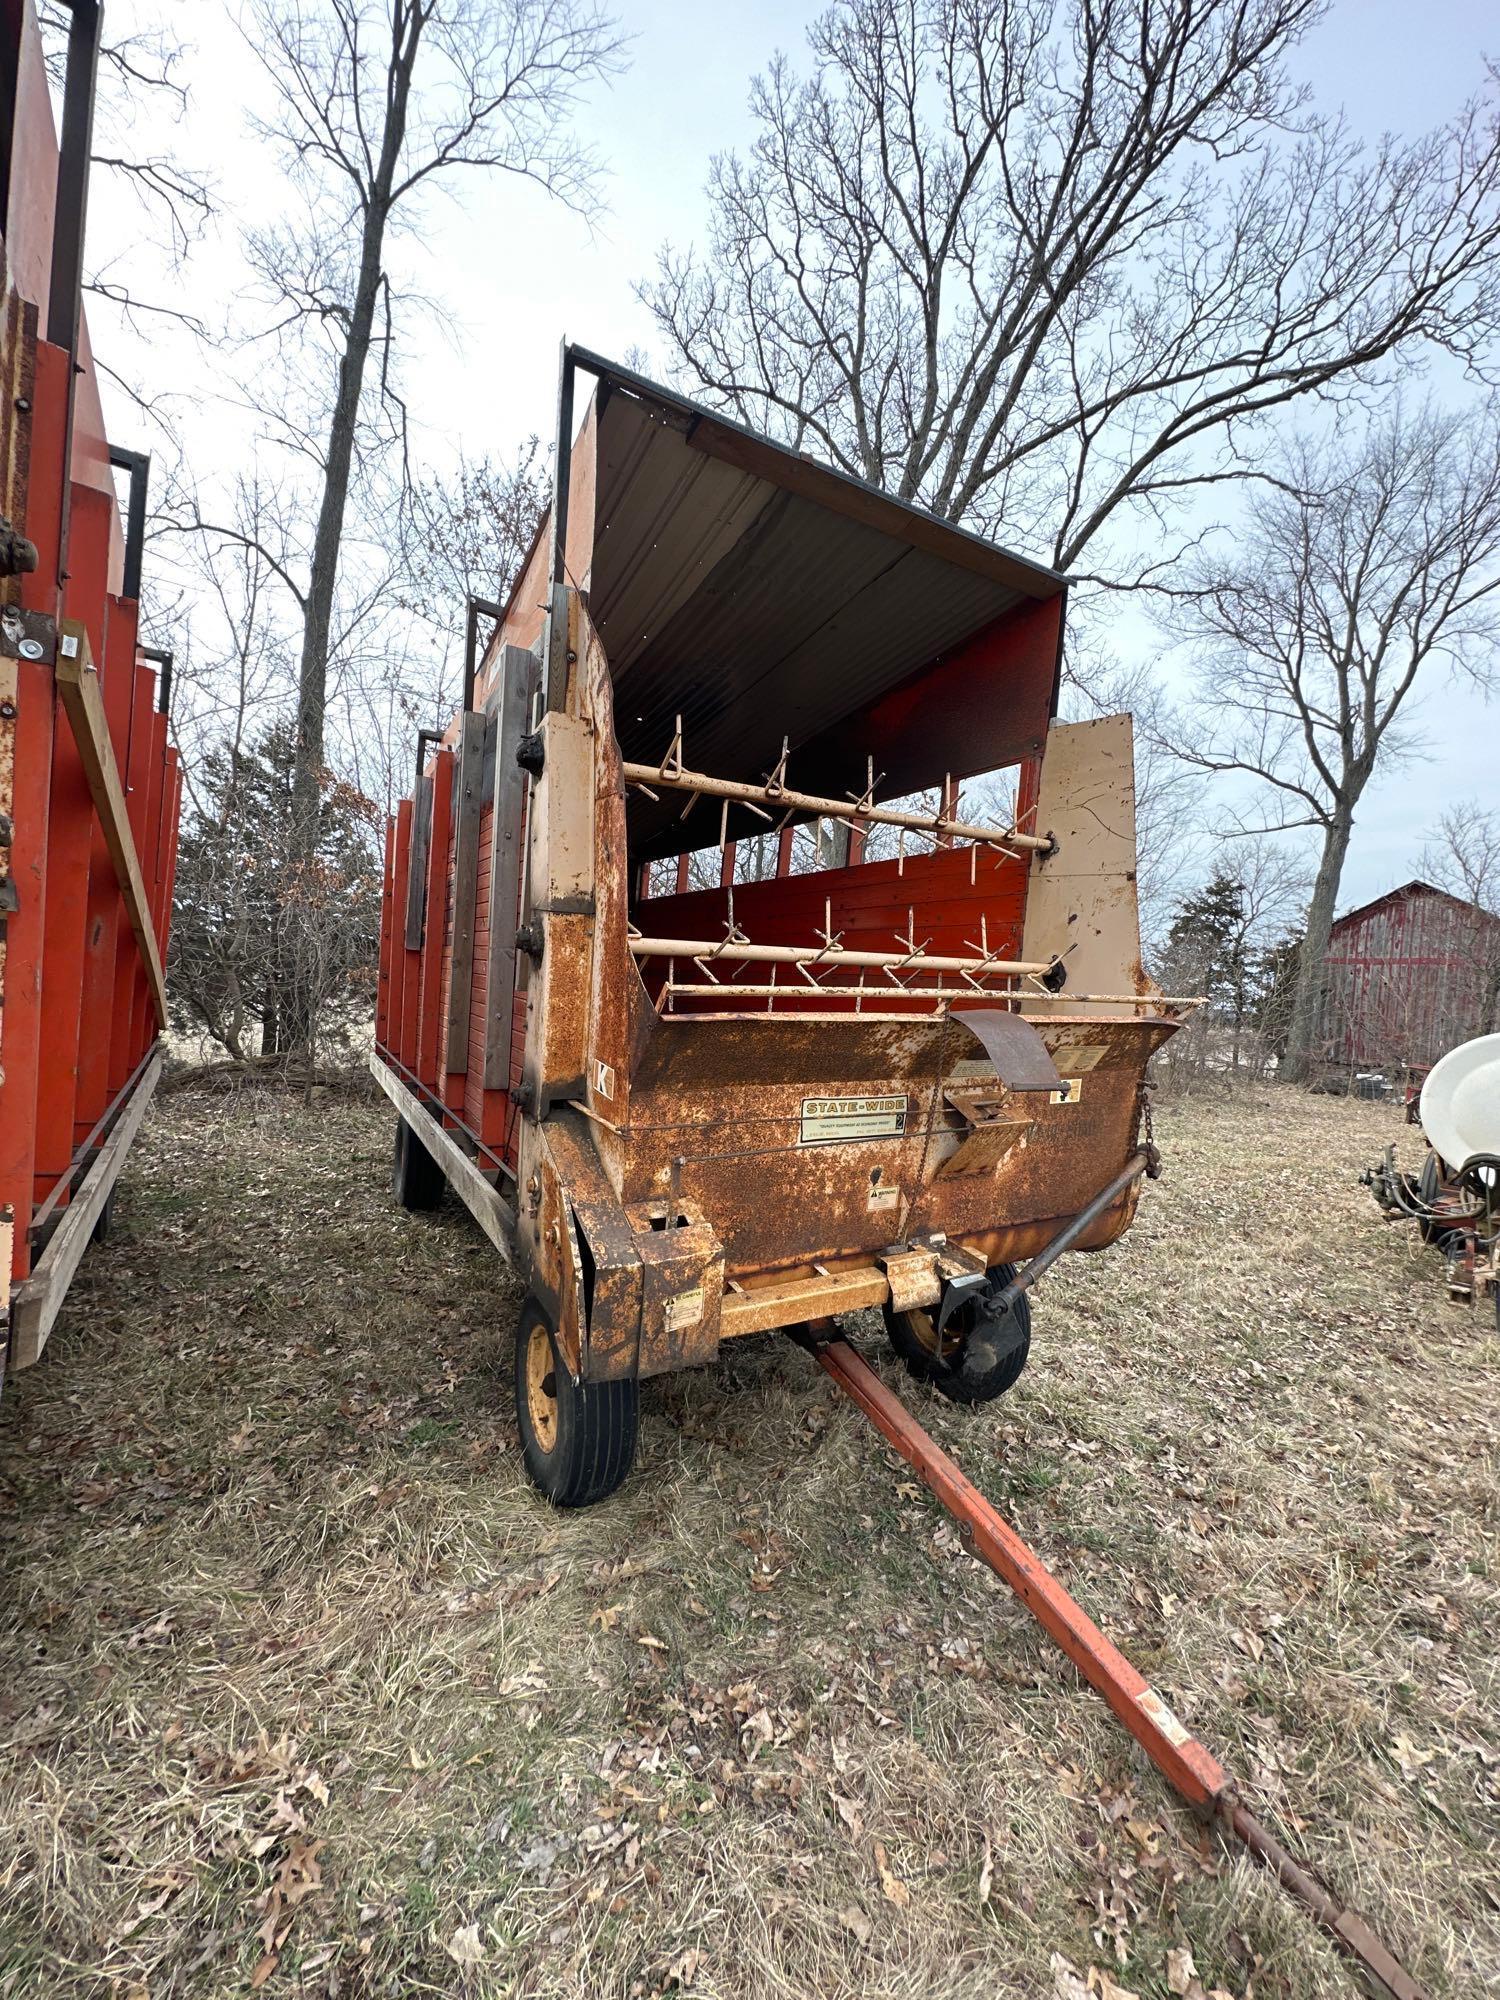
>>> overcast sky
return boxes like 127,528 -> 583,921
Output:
86,0 -> 1500,916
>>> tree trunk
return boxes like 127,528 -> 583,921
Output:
284,11 -> 423,1057
1282,810 -> 1354,1086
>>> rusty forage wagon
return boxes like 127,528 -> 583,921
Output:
373,348 -> 1189,1506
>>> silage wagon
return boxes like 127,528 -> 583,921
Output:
372,346 -> 1192,1505
0,0 -> 181,1387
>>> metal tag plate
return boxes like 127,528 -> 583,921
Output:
799,1094 -> 908,1146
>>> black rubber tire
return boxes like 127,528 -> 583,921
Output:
884,1264 -> 1032,1405
514,1297 -> 638,1507
1417,1151 -> 1443,1244
90,1188 -> 115,1246
392,1115 -> 445,1211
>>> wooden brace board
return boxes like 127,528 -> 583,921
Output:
368,1052 -> 517,1260
8,1044 -> 163,1369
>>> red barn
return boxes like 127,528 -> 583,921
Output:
1317,880 -> 1500,1076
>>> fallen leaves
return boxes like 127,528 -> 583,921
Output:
445,1921 -> 486,1968
873,1839 -> 910,1908
839,1903 -> 873,1948
250,1835 -> 323,1987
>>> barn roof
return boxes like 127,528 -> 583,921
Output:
1331,878 -> 1500,936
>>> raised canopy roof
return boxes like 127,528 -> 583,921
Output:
528,348 -> 1069,858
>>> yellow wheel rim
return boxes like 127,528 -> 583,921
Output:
902,1305 -> 964,1364
525,1322 -> 559,1454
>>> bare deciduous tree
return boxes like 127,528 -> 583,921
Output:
1422,803 -> 1500,1039
239,0 -> 623,1049
1167,402 -> 1500,1083
39,1 -> 216,415
641,0 -> 1500,574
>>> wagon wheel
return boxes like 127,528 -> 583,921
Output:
1417,1150 -> 1444,1244
91,1188 -> 115,1246
884,1265 -> 1031,1405
392,1115 -> 445,1211
513,1296 -> 639,1507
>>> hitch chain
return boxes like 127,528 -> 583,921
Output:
1141,1082 -> 1163,1179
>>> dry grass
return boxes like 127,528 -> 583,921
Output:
0,1086 -> 1495,2000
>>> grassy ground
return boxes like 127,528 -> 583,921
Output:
0,1085 -> 1495,2000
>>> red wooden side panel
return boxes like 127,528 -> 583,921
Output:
32,485 -> 114,1197
0,653 -> 56,1277
106,664 -> 156,1098
376,816 -> 396,1046
415,751 -> 454,1092
386,800 -> 414,1069
636,839 -> 1030,1011
462,800 -> 493,1134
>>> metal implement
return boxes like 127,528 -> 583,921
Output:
811,1334 -> 1432,2000
373,343 -> 1199,1506
991,1148 -> 1155,1313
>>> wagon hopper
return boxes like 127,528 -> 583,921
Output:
373,345 -> 1195,1502
0,1 -> 182,1387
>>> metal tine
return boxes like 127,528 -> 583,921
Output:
892,906 -> 933,973
691,954 -> 724,985
847,754 -> 883,817
810,896 -> 844,965
630,778 -> 661,801
659,714 -> 685,780
960,914 -> 1006,983
765,736 -> 791,798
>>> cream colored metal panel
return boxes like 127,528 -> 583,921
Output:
1020,714 -> 1149,1006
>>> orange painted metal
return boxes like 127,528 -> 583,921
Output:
813,1335 -> 1230,1808
1,2 -> 183,1354
814,1335 -> 1431,2000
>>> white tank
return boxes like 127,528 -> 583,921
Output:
1419,1032 -> 1500,1175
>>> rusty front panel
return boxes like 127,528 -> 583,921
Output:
524,1109 -> 730,1385
570,1195 -> 644,1378
627,1202 -> 724,1375
616,1010 -> 1172,1281
576,620 -> 636,1174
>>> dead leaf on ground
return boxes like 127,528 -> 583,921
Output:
1166,1944 -> 1199,1995
839,1904 -> 873,1947
446,1922 -> 486,1967
1051,1955 -> 1091,2000
873,1839 -> 910,1908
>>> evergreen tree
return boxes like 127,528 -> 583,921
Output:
171,723 -> 382,1065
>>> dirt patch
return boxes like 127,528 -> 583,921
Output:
0,1086 -> 1494,1999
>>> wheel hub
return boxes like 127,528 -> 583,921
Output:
524,1322 -> 559,1453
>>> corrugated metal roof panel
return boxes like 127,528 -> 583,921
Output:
583,379 -> 1060,850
